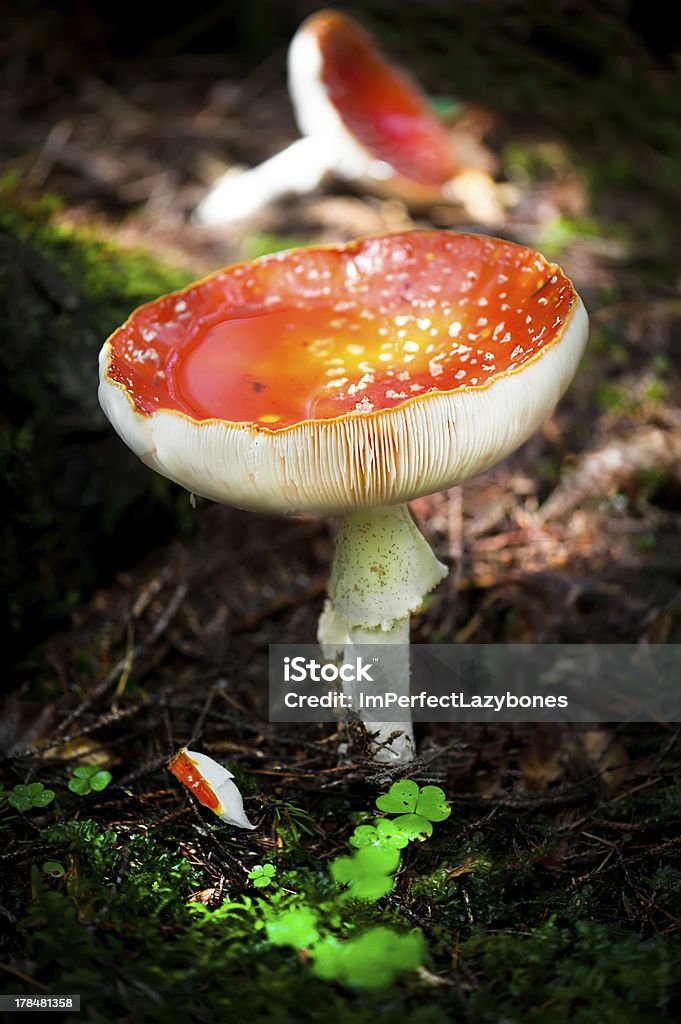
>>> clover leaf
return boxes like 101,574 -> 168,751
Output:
248,863 -> 276,888
349,819 -> 409,850
312,927 -> 426,989
330,845 -> 400,900
390,814 -> 434,841
375,779 -> 420,815
375,781 -> 450,841
265,907 -> 320,948
414,785 -> 451,822
68,765 -> 113,795
7,783 -> 55,811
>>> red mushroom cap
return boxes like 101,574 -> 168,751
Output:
288,10 -> 459,202
99,231 -> 588,515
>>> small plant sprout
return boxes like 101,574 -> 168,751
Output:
42,860 -> 66,878
195,10 -> 499,226
99,231 -> 588,762
375,780 -> 451,841
265,907 -> 426,990
262,778 -> 446,989
265,907 -> 321,950
312,927 -> 426,990
68,765 -> 113,796
7,783 -> 55,811
248,863 -> 277,888
349,819 -> 410,851
332,779 -> 450,897
330,844 -> 400,900
328,777 -> 451,901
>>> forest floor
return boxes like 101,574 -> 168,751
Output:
1,4 -> 680,1022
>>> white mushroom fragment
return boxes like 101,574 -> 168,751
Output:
168,747 -> 255,829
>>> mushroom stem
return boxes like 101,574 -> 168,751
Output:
193,136 -> 333,226
318,504 -> 447,762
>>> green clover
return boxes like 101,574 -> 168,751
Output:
349,819 -> 409,850
375,778 -> 421,815
330,845 -> 400,900
7,783 -> 55,811
248,863 -> 276,888
265,907 -> 319,949
42,860 -> 66,878
389,814 -> 434,841
312,927 -> 426,989
375,780 -> 450,841
68,765 -> 113,795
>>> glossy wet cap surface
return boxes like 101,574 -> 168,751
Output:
104,231 -> 577,431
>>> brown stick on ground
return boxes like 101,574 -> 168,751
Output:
540,425 -> 681,521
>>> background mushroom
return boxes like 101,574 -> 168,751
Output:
194,10 -> 500,227
99,229 -> 588,761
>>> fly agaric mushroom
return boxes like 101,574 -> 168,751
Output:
194,10 -> 499,226
168,747 -> 255,828
99,230 -> 588,761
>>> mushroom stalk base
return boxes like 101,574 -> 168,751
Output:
318,504 -> 448,763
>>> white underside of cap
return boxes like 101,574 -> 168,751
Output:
98,298 -> 588,516
287,25 -> 384,183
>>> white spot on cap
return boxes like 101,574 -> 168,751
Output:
354,395 -> 374,413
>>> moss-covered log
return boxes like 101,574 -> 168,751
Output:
0,182 -> 193,679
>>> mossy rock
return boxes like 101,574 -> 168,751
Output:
0,181 -> 193,677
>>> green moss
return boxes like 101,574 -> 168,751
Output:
22,855 -> 681,1024
7,748 -> 681,1024
463,919 -> 680,1023
0,181 -> 194,676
